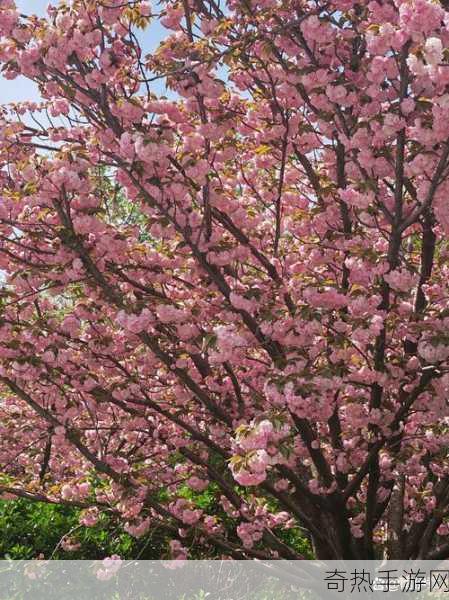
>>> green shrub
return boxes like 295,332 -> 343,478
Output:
0,499 -> 169,560
0,483 -> 313,559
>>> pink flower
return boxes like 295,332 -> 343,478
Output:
229,292 -> 254,312
236,522 -> 263,549
401,98 -> 415,115
274,479 -> 289,492
424,37 -> 443,66
232,468 -> 266,486
406,54 -> 426,77
156,305 -> 185,324
61,536 -> 81,552
181,508 -> 202,525
247,449 -> 271,473
169,539 -> 188,561
384,269 -> 417,293
0,9 -> 18,35
49,98 -> 69,117
186,476 -> 208,492
350,524 -> 364,539
61,484 -> 73,500
119,132 -> 135,159
124,517 -> 151,538
418,341 -> 449,363
340,188 -> 372,210
80,508 -> 99,527
77,482 -> 90,498
160,7 -> 183,29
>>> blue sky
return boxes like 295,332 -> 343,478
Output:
1,0 -> 170,104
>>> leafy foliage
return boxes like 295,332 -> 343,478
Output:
0,499 -> 167,560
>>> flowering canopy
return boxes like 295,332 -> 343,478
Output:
1,0 -> 449,560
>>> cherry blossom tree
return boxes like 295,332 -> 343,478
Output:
2,0 -> 449,560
